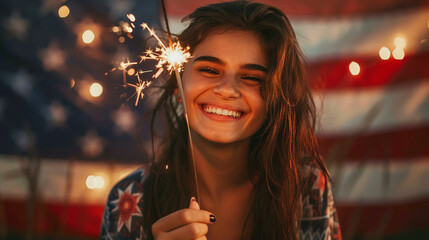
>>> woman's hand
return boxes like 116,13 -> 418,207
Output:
152,197 -> 216,240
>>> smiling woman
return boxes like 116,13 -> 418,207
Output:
101,1 -> 341,240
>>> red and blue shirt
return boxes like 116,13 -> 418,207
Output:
100,167 -> 342,240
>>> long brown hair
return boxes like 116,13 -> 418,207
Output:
143,1 -> 329,239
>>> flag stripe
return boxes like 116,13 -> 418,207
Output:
314,80 -> 429,134
330,158 -> 429,203
1,197 -> 426,238
0,198 -> 103,237
2,157 -> 428,205
164,0 -> 429,17
308,52 -> 429,91
318,125 -> 429,161
168,6 -> 429,62
337,198 -> 429,235
292,7 -> 429,61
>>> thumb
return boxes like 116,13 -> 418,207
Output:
188,197 -> 200,210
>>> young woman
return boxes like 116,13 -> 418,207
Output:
101,1 -> 341,239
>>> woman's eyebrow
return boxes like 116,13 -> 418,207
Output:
194,55 -> 267,73
193,55 -> 225,65
242,63 -> 267,73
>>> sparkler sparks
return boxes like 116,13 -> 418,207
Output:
126,74 -> 152,106
108,15 -> 191,107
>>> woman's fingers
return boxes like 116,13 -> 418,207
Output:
194,237 -> 207,240
157,222 -> 209,240
152,208 -> 213,234
152,197 -> 215,240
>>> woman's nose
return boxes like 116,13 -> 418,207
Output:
212,75 -> 240,99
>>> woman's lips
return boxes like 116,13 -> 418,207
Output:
199,104 -> 246,119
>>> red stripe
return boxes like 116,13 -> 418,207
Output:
2,197 -> 428,238
317,125 -> 429,161
337,198 -> 429,237
307,51 -> 429,91
0,198 -> 104,237
164,0 -> 429,17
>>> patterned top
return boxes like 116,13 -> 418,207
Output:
100,167 -> 342,240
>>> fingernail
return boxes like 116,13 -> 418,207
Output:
210,214 -> 216,223
190,197 -> 196,203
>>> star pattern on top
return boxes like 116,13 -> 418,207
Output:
110,182 -> 143,233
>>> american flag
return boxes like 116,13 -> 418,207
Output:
0,0 -> 428,239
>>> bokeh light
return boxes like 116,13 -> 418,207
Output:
379,47 -> 391,60
58,5 -> 70,18
82,30 -> 95,44
127,68 -> 135,76
394,36 -> 406,49
112,26 -> 120,33
86,175 -> 97,189
349,61 -> 360,76
392,47 -> 405,60
89,82 -> 103,97
85,175 -> 105,189
95,176 -> 105,188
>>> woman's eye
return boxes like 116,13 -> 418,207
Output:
198,67 -> 219,75
242,75 -> 263,83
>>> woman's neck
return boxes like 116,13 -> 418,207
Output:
191,131 -> 252,202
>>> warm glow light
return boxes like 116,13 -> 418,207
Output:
127,14 -> 136,22
349,61 -> 360,76
379,47 -> 390,60
95,176 -> 105,188
392,47 -> 405,60
82,30 -> 95,44
119,36 -> 125,43
127,68 -> 135,76
89,82 -> 103,97
86,175 -> 97,189
394,36 -> 406,49
86,175 -> 105,189
112,26 -> 120,33
58,5 -> 70,18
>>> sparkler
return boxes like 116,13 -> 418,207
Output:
109,1 -> 200,201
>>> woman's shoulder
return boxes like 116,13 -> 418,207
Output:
299,158 -> 342,240
100,166 -> 150,239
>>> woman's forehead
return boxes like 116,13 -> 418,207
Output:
191,30 -> 267,67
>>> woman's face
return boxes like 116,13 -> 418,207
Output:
182,30 -> 267,144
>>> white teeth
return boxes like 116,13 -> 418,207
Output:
203,105 -> 242,118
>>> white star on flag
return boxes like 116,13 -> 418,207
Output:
112,105 -> 137,134
38,41 -> 66,71
79,131 -> 104,157
3,11 -> 29,39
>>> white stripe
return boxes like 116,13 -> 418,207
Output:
1,155 -> 428,205
0,155 -> 140,204
314,80 -> 429,135
168,8 -> 429,61
331,158 -> 429,203
292,8 -> 429,60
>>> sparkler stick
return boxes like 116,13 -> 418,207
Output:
159,0 -> 200,202
174,69 -> 200,203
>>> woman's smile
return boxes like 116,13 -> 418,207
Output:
199,103 -> 246,120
